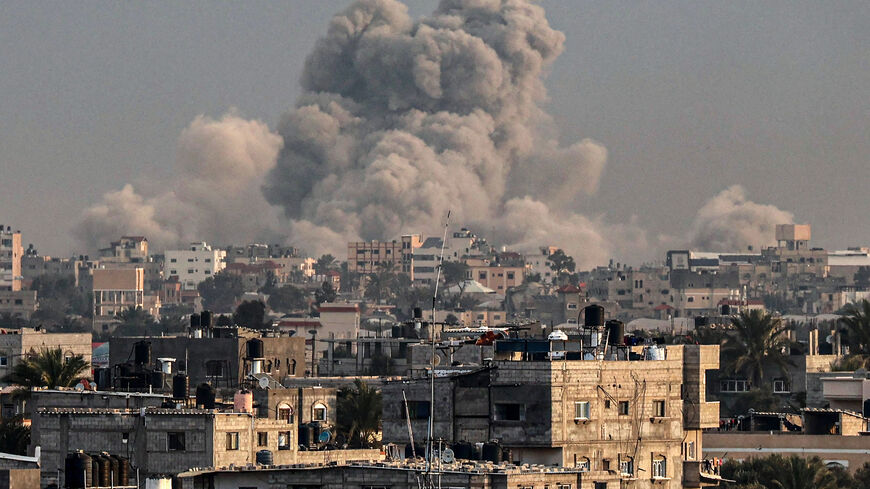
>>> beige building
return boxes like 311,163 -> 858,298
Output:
384,344 -> 722,488
0,226 -> 23,291
347,235 -> 422,277
92,267 -> 147,329
98,235 -> 148,263
467,264 -> 524,292
0,328 -> 92,384
0,290 -> 37,320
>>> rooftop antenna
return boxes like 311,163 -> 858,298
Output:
426,210 -> 451,487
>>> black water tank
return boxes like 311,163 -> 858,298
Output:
65,451 -> 91,489
201,310 -> 212,328
105,453 -> 120,486
392,325 -> 402,338
117,456 -> 130,486
150,371 -> 164,389
172,374 -> 189,400
404,443 -> 424,458
94,367 -> 111,390
195,383 -> 215,409
482,442 -> 503,463
452,442 -> 474,460
413,307 -> 422,319
584,305 -> 604,327
92,453 -> 110,487
606,320 -> 625,345
721,304 -> 731,315
256,449 -> 274,465
134,341 -> 151,366
694,316 -> 709,327
247,338 -> 264,359
190,313 -> 201,328
90,457 -> 100,487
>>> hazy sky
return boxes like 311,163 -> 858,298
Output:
1,1 -> 868,257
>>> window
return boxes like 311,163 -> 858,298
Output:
574,401 -> 590,420
167,432 -> 185,451
619,456 -> 634,476
686,441 -> 696,460
567,303 -> 578,310
687,297 -> 694,303
169,270 -> 177,275
312,402 -> 327,422
653,400 -> 666,417
170,258 -> 177,263
278,431 -> 291,450
0,356 -> 7,367
720,379 -> 750,393
205,360 -> 224,378
507,272 -> 515,280
402,401 -> 430,420
277,403 -> 294,423
652,457 -> 667,478
494,403 -> 525,421
257,432 -> 268,447
618,401 -> 630,415
226,432 -> 239,450
576,456 -> 591,472
479,272 -> 487,280
773,379 -> 790,393
594,483 -> 607,489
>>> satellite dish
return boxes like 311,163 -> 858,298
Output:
441,448 -> 455,464
318,430 -> 332,443
258,377 -> 270,389
826,335 -> 835,344
74,382 -> 85,392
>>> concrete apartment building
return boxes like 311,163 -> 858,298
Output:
165,242 -> 227,291
99,236 -> 149,263
467,263 -> 524,292
383,344 -> 721,488
0,290 -> 37,320
0,328 -> 92,386
347,234 -> 422,277
0,225 -> 23,291
92,267 -> 147,329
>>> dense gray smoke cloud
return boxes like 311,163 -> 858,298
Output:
77,114 -> 285,251
688,185 -> 794,252
77,0 -> 795,267
263,0 -> 614,267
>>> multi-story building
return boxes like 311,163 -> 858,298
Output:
383,343 -> 721,488
524,246 -> 560,283
0,328 -> 92,384
99,236 -> 149,263
347,235 -> 422,277
467,263 -> 524,293
92,267 -> 147,329
0,225 -> 23,291
0,290 -> 37,320
165,242 -> 227,291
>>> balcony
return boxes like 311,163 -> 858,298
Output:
683,460 -> 727,487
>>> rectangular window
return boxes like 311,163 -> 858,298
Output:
226,432 -> 239,450
653,400 -> 666,417
278,431 -> 291,450
313,405 -> 327,422
619,457 -> 634,476
507,272 -> 515,280
574,401 -> 590,420
720,379 -> 750,392
401,401 -> 430,420
618,401 -> 630,416
594,484 -> 607,489
494,403 -> 525,421
170,258 -> 177,263
257,432 -> 268,447
167,432 -> 185,451
479,272 -> 487,280
0,356 -> 7,367
773,379 -> 790,393
567,303 -> 578,310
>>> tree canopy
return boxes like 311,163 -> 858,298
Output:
267,285 -> 308,313
723,310 -> 793,385
336,379 -> 382,448
233,300 -> 268,329
198,272 -> 244,313
2,347 -> 90,391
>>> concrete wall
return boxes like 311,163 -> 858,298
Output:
704,432 -> 870,472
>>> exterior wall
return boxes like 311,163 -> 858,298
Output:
1,469 -> 40,489
0,290 -> 37,319
704,432 -> 870,472
93,267 -> 145,327
468,265 -> 524,292
348,235 -> 422,278
165,243 -> 226,291
0,329 -> 92,386
0,228 -> 23,291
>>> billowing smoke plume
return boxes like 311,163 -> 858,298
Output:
77,114 -> 285,251
687,185 -> 794,251
263,0 -> 613,267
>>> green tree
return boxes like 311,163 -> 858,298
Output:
523,272 -> 542,284
339,261 -> 361,294
839,300 -> 870,361
314,254 -> 336,275
2,347 -> 91,390
314,282 -> 337,306
233,300 -> 267,329
723,310 -> 793,386
722,455 -> 840,489
444,313 -> 460,325
0,416 -> 30,455
548,249 -> 576,284
198,273 -> 244,313
267,285 -> 308,313
365,262 -> 398,304
0,313 -> 28,329
854,267 -> 870,288
336,379 -> 382,448
30,274 -> 91,319
853,462 -> 870,489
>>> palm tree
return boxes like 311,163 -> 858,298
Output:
768,455 -> 838,489
0,416 -> 30,455
365,262 -> 398,304
336,379 -> 382,448
3,347 -> 91,390
839,299 -> 870,358
722,310 -> 793,386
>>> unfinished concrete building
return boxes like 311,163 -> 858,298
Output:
383,343 -> 721,488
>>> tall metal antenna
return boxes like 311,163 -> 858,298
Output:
426,210 -> 451,484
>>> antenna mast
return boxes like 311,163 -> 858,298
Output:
426,211 -> 451,485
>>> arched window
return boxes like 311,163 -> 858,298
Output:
277,403 -> 293,424
312,402 -> 327,422
652,455 -> 667,479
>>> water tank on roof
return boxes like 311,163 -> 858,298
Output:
92,453 -> 110,487
149,371 -> 164,389
256,450 -> 273,466
694,316 -> 709,327
104,453 -> 120,486
201,310 -> 212,328
721,304 -> 731,316
134,341 -> 151,366
172,374 -> 189,400
482,442 -> 503,463
584,305 -> 604,327
548,330 -> 569,342
247,338 -> 264,359
65,451 -> 91,489
190,313 -> 201,329
606,320 -> 625,346
195,383 -> 215,409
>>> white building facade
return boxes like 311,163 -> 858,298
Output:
165,242 -> 227,290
